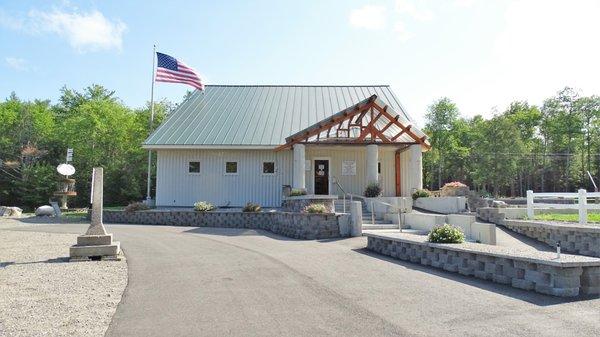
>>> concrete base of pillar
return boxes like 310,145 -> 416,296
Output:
70,234 -> 121,261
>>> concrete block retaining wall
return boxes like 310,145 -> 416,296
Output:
477,207 -> 600,257
282,196 -> 335,213
103,210 -> 348,240
413,197 -> 467,214
402,213 -> 496,245
503,220 -> 600,258
366,233 -> 600,297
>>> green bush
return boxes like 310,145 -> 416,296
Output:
194,201 -> 215,212
304,203 -> 327,213
289,188 -> 307,196
242,202 -> 261,212
364,182 -> 382,198
124,201 -> 150,213
412,189 -> 430,200
428,224 -> 465,243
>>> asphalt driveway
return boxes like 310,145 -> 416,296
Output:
5,222 -> 600,337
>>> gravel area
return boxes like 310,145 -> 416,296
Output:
0,228 -> 127,337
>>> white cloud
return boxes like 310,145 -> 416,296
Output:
0,8 -> 126,52
349,5 -> 387,30
395,0 -> 433,22
453,0 -> 477,8
393,21 -> 413,41
5,57 -> 28,71
28,9 -> 126,52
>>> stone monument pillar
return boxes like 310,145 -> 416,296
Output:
70,167 -> 120,261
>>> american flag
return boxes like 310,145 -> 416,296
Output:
155,52 -> 204,90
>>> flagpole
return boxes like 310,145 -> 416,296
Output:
146,44 -> 156,204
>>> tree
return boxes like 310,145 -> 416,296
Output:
540,87 -> 583,191
574,95 -> 600,189
424,98 -> 460,189
471,116 -> 525,197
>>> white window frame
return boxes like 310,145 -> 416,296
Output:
224,161 -> 239,175
188,161 -> 201,175
261,161 -> 276,176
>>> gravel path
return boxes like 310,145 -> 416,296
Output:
0,226 -> 127,337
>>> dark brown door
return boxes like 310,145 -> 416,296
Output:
314,160 -> 329,195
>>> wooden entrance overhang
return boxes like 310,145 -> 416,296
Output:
274,95 -> 431,151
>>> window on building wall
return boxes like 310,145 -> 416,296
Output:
378,161 -> 381,174
262,161 -> 275,174
225,161 -> 238,174
188,161 -> 200,174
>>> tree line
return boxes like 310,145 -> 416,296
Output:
0,85 -> 169,210
423,87 -> 600,197
1,85 -> 598,210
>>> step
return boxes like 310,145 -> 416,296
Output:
362,224 -> 399,230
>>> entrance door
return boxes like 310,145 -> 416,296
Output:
314,160 -> 329,195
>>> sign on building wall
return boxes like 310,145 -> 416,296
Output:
342,160 -> 356,176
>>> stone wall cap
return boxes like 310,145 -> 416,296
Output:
283,195 -> 339,200
103,209 -> 338,216
365,232 -> 600,267
505,219 -> 600,234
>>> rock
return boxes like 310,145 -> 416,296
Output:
466,192 -> 490,212
0,206 -> 23,217
7,207 -> 22,217
492,200 -> 508,208
35,205 -> 55,216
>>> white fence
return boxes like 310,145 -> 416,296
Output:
526,189 -> 600,225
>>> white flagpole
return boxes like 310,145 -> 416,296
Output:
146,45 -> 157,203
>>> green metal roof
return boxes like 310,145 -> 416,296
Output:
144,85 -> 418,147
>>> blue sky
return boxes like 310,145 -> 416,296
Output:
1,0 -> 598,126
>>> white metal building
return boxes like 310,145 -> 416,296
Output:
143,85 -> 430,207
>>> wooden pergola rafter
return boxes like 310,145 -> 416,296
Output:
274,95 -> 431,151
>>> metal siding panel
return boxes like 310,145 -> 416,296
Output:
189,86 -> 242,145
155,149 -> 292,207
145,85 -> 423,146
231,86 -> 261,144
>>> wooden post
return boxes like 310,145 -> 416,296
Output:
395,151 -> 401,196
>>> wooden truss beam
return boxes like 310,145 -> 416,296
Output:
275,95 -> 430,151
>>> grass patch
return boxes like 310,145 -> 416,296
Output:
62,211 -> 88,218
534,213 -> 600,223
104,206 -> 125,211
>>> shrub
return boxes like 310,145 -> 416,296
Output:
289,188 -> 307,196
242,202 -> 261,212
124,201 -> 150,213
364,182 -> 382,198
304,203 -> 327,213
194,201 -> 215,212
412,189 -> 430,200
443,181 -> 467,188
428,224 -> 465,244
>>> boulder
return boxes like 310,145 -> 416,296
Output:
492,200 -> 508,208
35,205 -> 55,216
0,206 -> 23,217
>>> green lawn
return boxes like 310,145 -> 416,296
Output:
62,211 -> 88,218
104,206 -> 125,211
534,213 -> 600,223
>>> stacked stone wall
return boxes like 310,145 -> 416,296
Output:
103,210 -> 344,240
282,198 -> 335,213
503,220 -> 600,258
367,235 -> 600,297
